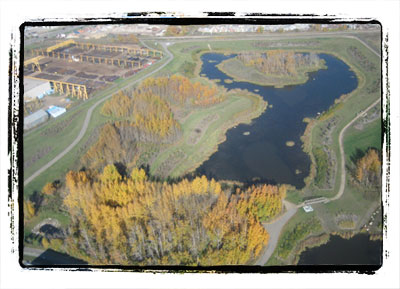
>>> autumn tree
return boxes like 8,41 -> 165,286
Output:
24,200 -> 36,221
355,148 -> 381,188
137,75 -> 224,108
62,166 -> 282,266
42,182 -> 57,196
235,184 -> 286,222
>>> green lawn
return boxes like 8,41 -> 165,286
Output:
343,118 -> 382,164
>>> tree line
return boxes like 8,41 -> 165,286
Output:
62,165 -> 286,265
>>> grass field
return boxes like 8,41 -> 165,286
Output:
343,118 -> 382,164
354,31 -> 381,55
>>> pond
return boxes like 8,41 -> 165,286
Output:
195,52 -> 358,189
298,234 -> 382,265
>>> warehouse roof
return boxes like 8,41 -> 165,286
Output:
24,109 -> 48,124
24,78 -> 50,92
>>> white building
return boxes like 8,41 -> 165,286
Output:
24,78 -> 53,102
24,109 -> 49,130
47,106 -> 66,118
303,205 -> 314,213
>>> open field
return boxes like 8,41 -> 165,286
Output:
343,118 -> 382,163
354,31 -> 381,55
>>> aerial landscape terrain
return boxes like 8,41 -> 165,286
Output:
21,22 -> 382,267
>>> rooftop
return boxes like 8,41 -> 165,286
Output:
47,106 -> 66,118
24,78 -> 50,91
303,205 -> 314,213
24,109 -> 48,123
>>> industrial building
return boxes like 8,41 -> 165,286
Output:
47,106 -> 66,118
24,78 -> 53,102
24,109 -> 49,130
24,40 -> 163,101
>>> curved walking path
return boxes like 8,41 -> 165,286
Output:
24,43 -> 173,186
330,97 -> 381,202
255,200 -> 298,265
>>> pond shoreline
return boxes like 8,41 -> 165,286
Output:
195,52 -> 358,189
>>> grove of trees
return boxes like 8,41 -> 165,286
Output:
62,165 -> 286,265
86,75 -> 224,171
136,75 -> 224,108
237,50 -> 322,77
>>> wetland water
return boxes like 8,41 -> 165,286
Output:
298,234 -> 382,265
196,53 -> 358,189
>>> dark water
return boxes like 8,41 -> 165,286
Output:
196,53 -> 358,188
298,234 -> 382,265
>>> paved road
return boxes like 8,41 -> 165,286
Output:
23,42 -> 173,186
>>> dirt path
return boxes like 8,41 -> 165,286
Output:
255,200 -> 298,265
330,98 -> 381,202
24,42 -> 174,186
